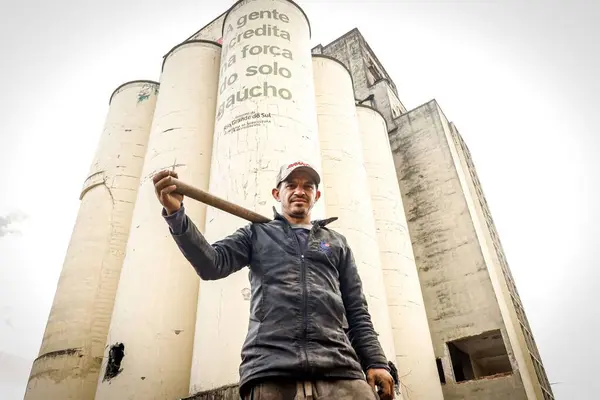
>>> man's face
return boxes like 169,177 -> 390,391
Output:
272,170 -> 321,219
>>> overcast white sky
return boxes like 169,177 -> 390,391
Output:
0,0 -> 598,399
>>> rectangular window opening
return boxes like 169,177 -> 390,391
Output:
447,329 -> 513,383
436,358 -> 446,384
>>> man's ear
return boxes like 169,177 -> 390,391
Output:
314,190 -> 321,202
272,187 -> 281,202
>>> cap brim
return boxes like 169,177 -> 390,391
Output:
280,166 -> 321,186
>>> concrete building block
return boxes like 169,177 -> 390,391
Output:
389,100 -> 532,399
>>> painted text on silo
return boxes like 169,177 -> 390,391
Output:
216,0 -> 311,137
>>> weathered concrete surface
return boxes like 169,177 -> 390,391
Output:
444,373 -> 526,400
24,80 -> 158,400
183,384 -> 239,400
448,122 -> 553,399
312,28 -> 405,129
389,100 -> 530,399
356,105 -> 443,400
313,56 -> 397,364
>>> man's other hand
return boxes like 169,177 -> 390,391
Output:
153,170 -> 183,215
367,368 -> 395,400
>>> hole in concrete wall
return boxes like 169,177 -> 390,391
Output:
448,342 -> 473,381
103,343 -> 125,381
436,358 -> 446,384
447,330 -> 512,382
241,288 -> 251,301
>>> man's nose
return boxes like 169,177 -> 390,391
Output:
293,187 -> 306,195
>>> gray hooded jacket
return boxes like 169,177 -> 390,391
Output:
164,206 -> 390,394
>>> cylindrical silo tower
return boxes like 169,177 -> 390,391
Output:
189,0 -> 324,395
312,55 -> 397,368
356,105 -> 444,400
24,80 -> 159,400
94,41 -> 221,400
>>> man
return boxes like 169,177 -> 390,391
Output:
153,161 -> 395,400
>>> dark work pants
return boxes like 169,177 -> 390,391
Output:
243,379 -> 380,400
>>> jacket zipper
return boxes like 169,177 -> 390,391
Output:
285,220 -> 317,373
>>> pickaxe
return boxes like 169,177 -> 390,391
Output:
168,177 -> 272,224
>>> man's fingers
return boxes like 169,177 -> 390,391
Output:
152,170 -> 170,184
379,378 -> 394,400
154,176 -> 170,198
152,169 -> 179,185
155,176 -> 176,193
367,374 -> 376,390
161,185 -> 177,196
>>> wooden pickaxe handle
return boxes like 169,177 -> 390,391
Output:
169,177 -> 272,224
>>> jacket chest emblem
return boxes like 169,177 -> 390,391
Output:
318,240 -> 332,255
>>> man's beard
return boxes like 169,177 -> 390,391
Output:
287,197 -> 310,218
289,207 -> 307,218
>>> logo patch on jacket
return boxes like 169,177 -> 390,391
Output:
319,240 -> 332,255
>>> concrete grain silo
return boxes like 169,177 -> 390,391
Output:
94,41 -> 221,400
24,80 -> 159,400
188,0 -> 324,396
356,105 -> 444,400
311,55 -> 397,367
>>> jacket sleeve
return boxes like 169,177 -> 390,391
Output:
339,239 -> 390,373
164,206 -> 252,280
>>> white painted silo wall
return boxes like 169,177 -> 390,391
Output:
312,56 -> 397,364
24,80 -> 158,400
189,0 -> 323,393
356,105 -> 444,400
94,41 -> 221,400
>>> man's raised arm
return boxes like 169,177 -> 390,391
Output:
153,169 -> 252,281
163,205 -> 252,281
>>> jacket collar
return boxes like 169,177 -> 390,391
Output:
272,206 -> 338,228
